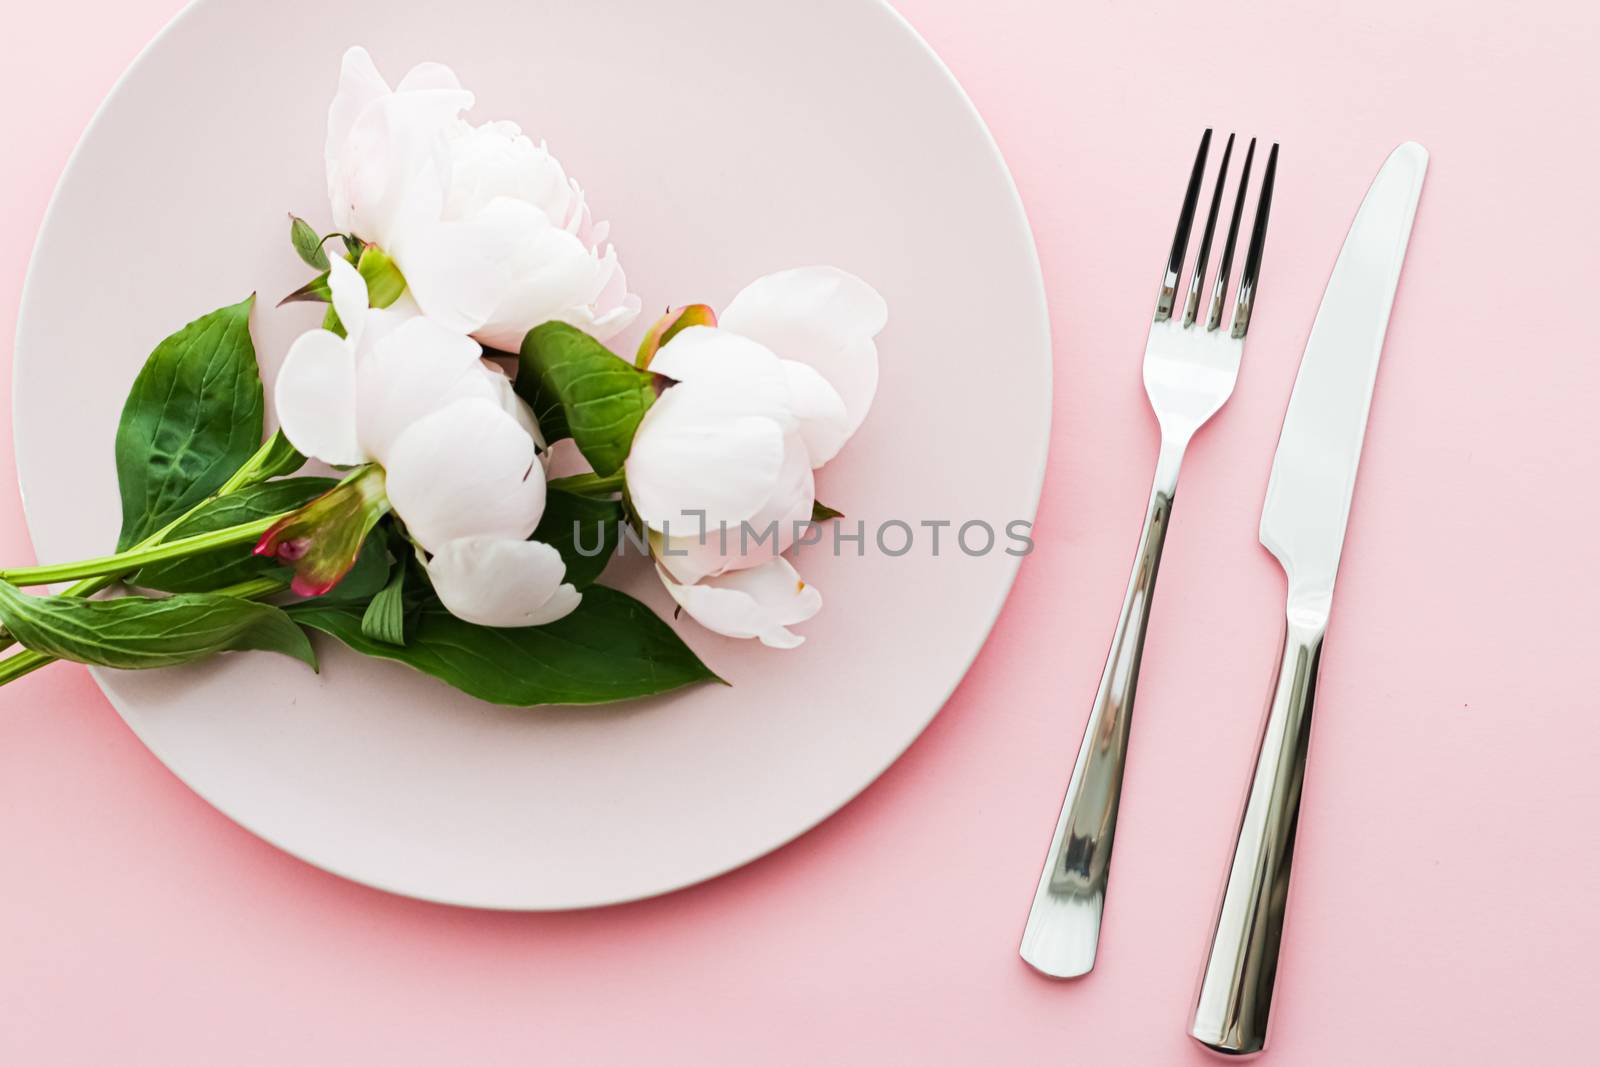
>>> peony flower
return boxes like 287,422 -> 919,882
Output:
658,558 -> 822,651
324,46 -> 639,351
623,267 -> 886,647
719,266 -> 887,447
269,256 -> 577,626
627,327 -> 826,584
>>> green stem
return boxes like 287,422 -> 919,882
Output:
212,576 -> 290,601
0,649 -> 52,685
0,575 -> 290,689
0,515 -> 277,588
0,433 -> 296,650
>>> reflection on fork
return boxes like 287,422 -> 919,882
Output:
1019,130 -> 1279,979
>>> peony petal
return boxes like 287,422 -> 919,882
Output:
425,536 -> 579,627
473,233 -> 615,350
384,398 -> 546,553
397,201 -> 533,336
403,196 -> 633,351
395,61 -> 463,93
354,316 -> 494,465
658,557 -> 822,649
574,294 -> 643,345
432,124 -> 642,343
719,266 -> 887,436
481,361 -> 545,451
331,75 -> 471,251
326,254 -> 370,349
656,431 -> 814,584
326,47 -> 393,234
354,290 -> 422,359
624,383 -> 785,532
472,199 -> 617,351
443,119 -> 575,225
649,324 -> 775,383
779,360 -> 851,467
646,327 -> 793,427
578,251 -> 642,343
274,328 -> 363,466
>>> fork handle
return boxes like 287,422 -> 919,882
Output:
1020,441 -> 1183,978
1190,617 -> 1324,1056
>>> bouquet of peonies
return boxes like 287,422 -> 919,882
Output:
0,47 -> 886,705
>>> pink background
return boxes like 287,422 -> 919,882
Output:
3,0 -> 1596,1062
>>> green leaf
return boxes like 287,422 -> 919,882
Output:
278,272 -> 331,306
342,234 -> 366,260
246,430 -> 307,484
356,246 -> 406,309
811,500 -> 844,522
292,585 -> 719,706
0,580 -> 316,672
115,297 -> 264,550
289,214 -> 330,271
515,322 -> 657,477
133,477 -> 335,593
360,558 -> 408,646
534,489 -> 622,588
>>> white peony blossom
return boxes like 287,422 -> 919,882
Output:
272,257 -> 576,627
659,558 -> 822,651
324,46 -> 639,352
624,267 -> 886,646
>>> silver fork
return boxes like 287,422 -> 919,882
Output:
1020,131 -> 1279,979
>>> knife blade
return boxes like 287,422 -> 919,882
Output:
1260,141 -> 1428,618
1189,141 -> 1427,1056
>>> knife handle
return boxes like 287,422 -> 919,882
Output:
1020,442 -> 1183,978
1190,617 -> 1324,1056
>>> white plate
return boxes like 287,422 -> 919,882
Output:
12,0 -> 1050,908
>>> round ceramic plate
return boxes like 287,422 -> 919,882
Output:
12,0 -> 1050,908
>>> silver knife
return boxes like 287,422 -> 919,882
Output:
1189,141 -> 1427,1056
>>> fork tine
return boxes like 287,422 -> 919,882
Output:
1182,133 -> 1235,327
1206,138 -> 1256,331
1156,129 -> 1212,321
1230,142 -> 1279,338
